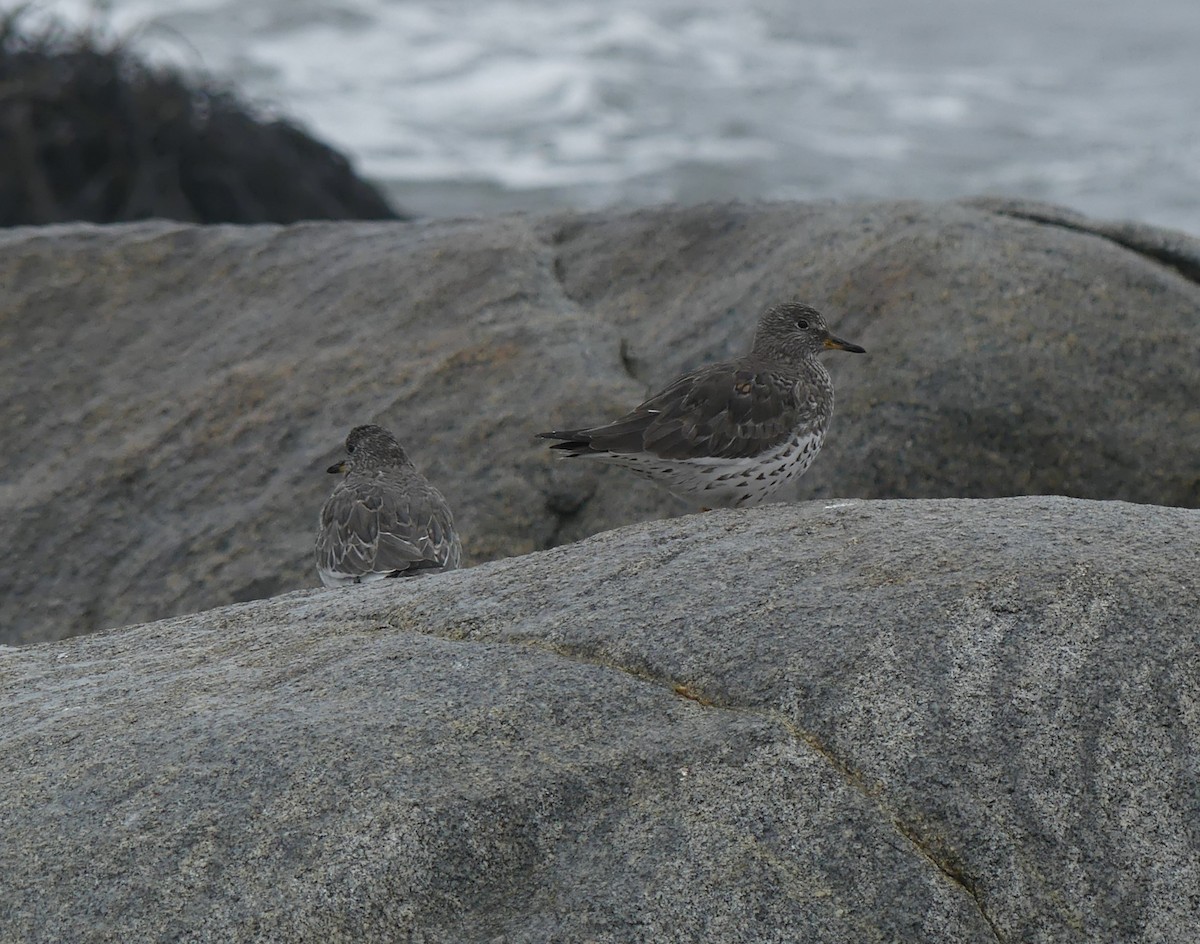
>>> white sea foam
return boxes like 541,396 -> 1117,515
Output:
28,0 -> 1200,233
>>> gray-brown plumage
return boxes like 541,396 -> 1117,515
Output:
316,424 -> 462,587
538,302 -> 865,508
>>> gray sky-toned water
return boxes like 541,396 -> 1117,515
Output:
39,0 -> 1200,233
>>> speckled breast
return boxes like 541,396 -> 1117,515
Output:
624,427 -> 828,508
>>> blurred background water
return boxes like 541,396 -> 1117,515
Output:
34,0 -> 1200,234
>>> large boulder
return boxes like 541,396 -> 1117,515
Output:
1,199 -> 1198,643
1,497 -> 1197,942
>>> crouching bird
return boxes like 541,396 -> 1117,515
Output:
316,424 -> 462,587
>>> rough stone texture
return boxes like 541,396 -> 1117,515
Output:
1,497 -> 1197,943
2,199 -> 1199,643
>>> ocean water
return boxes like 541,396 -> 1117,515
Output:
34,0 -> 1200,234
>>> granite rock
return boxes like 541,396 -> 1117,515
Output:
1,497 -> 1197,942
2,200 -> 1198,642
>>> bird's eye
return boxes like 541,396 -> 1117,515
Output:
347,444 -> 356,454
796,319 -> 809,329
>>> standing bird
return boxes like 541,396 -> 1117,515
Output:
538,301 -> 865,508
315,424 -> 462,587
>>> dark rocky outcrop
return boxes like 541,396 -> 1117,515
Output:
0,11 -> 401,225
2,497 -> 1197,942
1,199 -> 1198,644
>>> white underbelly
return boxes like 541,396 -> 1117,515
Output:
609,428 -> 826,507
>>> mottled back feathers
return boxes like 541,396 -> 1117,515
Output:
316,425 -> 461,587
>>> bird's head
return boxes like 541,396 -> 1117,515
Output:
753,301 -> 866,361
327,424 -> 412,474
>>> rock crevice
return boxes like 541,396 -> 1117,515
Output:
3,201 -> 1198,649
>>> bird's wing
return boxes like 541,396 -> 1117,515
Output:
376,479 -> 462,572
317,475 -> 460,579
545,363 -> 817,460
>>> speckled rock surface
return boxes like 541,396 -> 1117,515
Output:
2,199 -> 1198,643
1,497 -> 1197,943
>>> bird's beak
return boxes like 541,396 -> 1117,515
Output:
824,334 -> 866,354
327,460 -> 348,474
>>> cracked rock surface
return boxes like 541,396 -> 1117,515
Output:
2,199 -> 1199,644
2,496 -> 1197,943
